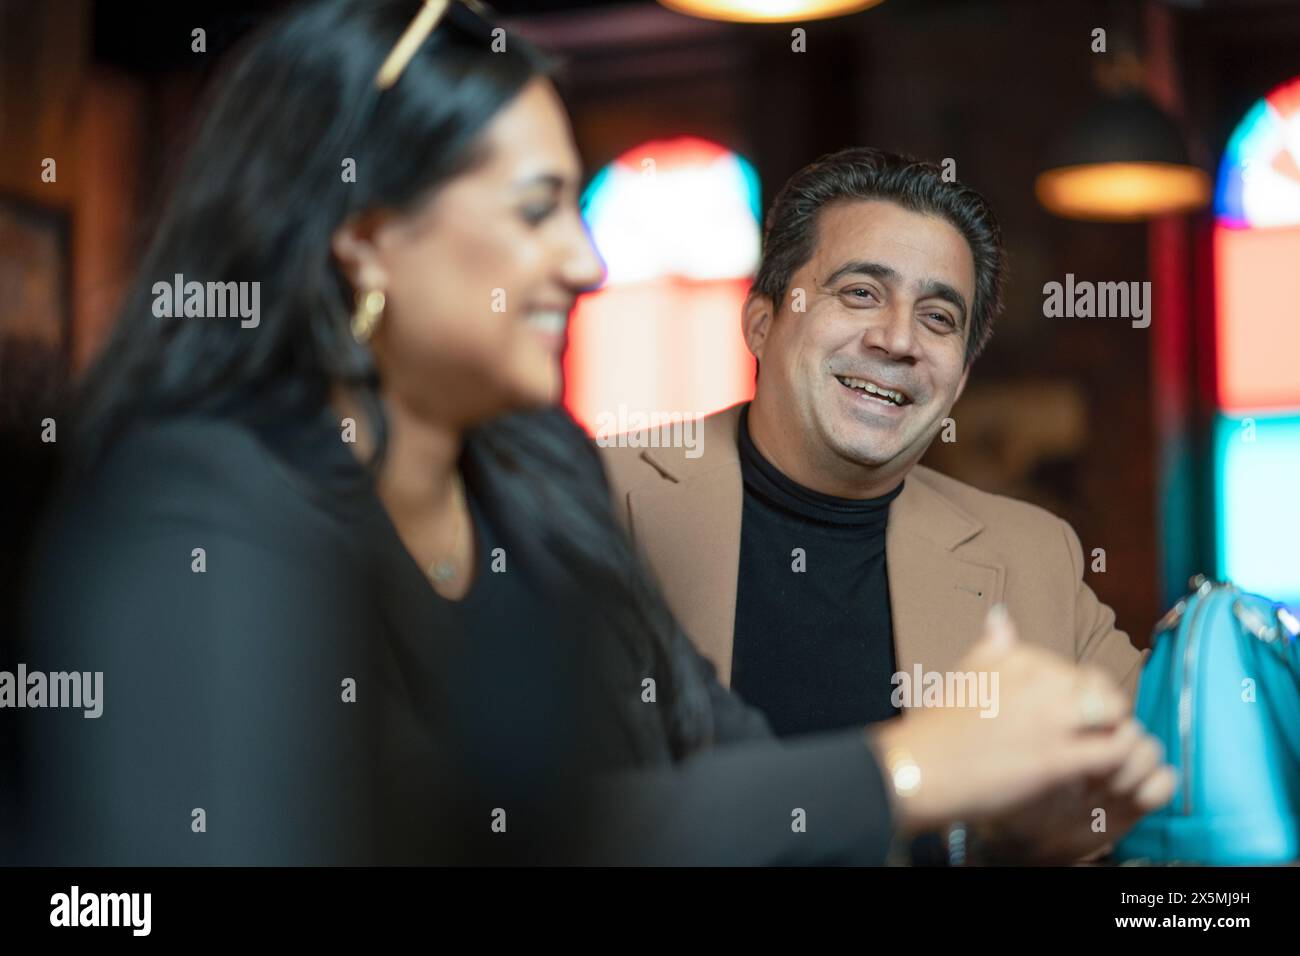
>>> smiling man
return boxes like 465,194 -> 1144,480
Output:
599,148 -> 1144,741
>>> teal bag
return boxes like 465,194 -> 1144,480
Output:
1116,576 -> 1300,864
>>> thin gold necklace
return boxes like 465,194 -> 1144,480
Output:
426,474 -> 467,585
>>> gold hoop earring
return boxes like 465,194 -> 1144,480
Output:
351,289 -> 386,344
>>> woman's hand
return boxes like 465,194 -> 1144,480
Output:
866,605 -> 1174,842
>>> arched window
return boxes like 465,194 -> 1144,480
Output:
564,136 -> 760,437
1212,76 -> 1300,608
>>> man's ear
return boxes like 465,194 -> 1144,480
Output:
742,293 -> 776,361
330,210 -> 391,293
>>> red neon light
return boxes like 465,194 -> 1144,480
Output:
1214,223 -> 1300,410
563,278 -> 756,435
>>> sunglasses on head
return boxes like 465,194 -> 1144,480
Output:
375,0 -> 497,90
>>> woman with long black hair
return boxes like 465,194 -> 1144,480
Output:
20,0 -> 1167,865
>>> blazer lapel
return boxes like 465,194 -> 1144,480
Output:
621,404 -> 1010,693
886,474 -> 1006,681
626,406 -> 744,684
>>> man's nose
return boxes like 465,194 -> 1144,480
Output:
862,303 -> 920,360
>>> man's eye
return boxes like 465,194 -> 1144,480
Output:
925,311 -> 955,327
844,288 -> 876,301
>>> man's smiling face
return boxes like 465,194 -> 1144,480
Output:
745,198 -> 977,494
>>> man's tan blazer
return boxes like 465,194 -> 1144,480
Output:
599,402 -> 1144,699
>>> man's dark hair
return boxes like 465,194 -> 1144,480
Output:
751,147 -> 1006,364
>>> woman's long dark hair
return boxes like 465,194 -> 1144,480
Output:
72,0 -> 713,760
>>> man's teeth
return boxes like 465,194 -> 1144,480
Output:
525,310 -> 567,335
837,375 -> 906,405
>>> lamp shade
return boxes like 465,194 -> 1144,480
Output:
657,0 -> 884,23
1037,92 -> 1210,221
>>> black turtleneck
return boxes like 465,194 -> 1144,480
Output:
731,404 -> 903,737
